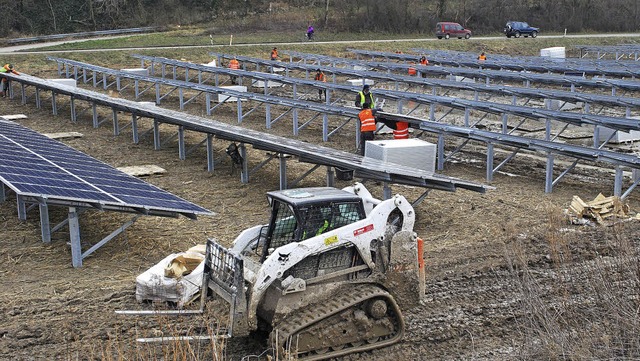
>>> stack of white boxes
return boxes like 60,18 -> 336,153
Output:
365,139 -> 437,173
598,116 -> 640,143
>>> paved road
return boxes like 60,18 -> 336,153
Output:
2,33 -> 640,55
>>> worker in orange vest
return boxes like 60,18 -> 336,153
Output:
314,69 -> 326,101
228,57 -> 240,84
418,55 -> 429,78
358,103 -> 377,155
393,121 -> 409,139
270,47 -> 279,61
0,64 -> 19,98
478,52 -> 487,61
408,62 -> 417,76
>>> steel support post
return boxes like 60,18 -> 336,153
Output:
69,207 -> 83,268
545,153 -> 555,193
279,155 -> 287,190
265,104 -> 271,129
132,114 -> 139,143
0,183 -> 4,202
614,167 -> 623,197
486,143 -> 494,182
178,125 -> 186,160
70,97 -> 76,122
35,87 -> 41,108
326,166 -> 335,187
383,183 -> 392,200
323,114 -> 328,142
237,100 -> 243,123
206,134 -> 215,172
206,93 -> 212,115
19,83 -> 24,103
92,103 -> 99,128
39,202 -> 51,243
437,133 -> 445,171
113,109 -> 119,136
240,144 -> 249,183
16,195 -> 26,220
153,119 -> 161,150
179,88 -> 184,110
51,92 -> 57,115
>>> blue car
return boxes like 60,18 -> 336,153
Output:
504,21 -> 539,38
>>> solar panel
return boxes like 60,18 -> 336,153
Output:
0,118 -> 211,216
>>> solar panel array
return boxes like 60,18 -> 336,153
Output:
0,118 -> 211,217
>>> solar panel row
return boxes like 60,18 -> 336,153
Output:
0,119 -> 210,215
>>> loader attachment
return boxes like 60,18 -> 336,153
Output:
203,238 -> 250,336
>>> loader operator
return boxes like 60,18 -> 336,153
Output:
302,208 -> 331,240
358,102 -> 377,156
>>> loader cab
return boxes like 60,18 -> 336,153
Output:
260,187 -> 366,261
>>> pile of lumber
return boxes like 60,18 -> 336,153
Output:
569,194 -> 630,224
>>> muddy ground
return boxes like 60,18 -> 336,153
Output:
1,62 -> 640,361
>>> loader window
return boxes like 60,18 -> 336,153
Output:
300,202 -> 365,241
268,201 -> 298,249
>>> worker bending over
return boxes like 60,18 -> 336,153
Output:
0,64 -> 19,98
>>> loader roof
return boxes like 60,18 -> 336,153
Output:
267,187 -> 362,207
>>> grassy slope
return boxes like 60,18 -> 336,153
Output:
6,28 -> 639,74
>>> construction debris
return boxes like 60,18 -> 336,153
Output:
136,246 -> 206,308
117,164 -> 166,177
568,193 -> 631,224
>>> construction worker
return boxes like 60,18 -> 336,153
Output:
270,47 -> 279,61
478,52 -> 487,61
419,56 -> 429,66
408,62 -> 417,76
228,57 -> 240,84
358,103 -> 377,156
0,64 -> 19,98
314,69 -> 326,101
393,121 -> 410,139
354,84 -> 375,110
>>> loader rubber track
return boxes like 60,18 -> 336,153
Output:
270,283 -> 405,360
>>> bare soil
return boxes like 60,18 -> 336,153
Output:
1,66 -> 640,361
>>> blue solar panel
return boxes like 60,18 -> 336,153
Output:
0,119 -> 211,216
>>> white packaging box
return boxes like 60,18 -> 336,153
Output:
540,47 -> 566,58
365,138 -> 437,173
347,78 -> 375,86
251,73 -> 284,88
202,60 -> 217,67
49,78 -> 77,87
447,75 -> 476,83
215,85 -> 247,102
544,98 -> 584,111
121,68 -> 149,76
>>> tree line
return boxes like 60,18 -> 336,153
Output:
1,0 -> 638,37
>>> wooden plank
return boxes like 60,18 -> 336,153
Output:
1,114 -> 28,120
117,164 -> 166,177
44,132 -> 84,140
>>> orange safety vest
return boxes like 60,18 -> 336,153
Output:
393,121 -> 409,139
419,58 -> 429,65
229,59 -> 240,70
314,72 -> 326,82
271,49 -> 278,60
478,54 -> 487,61
359,109 -> 376,132
408,63 -> 417,76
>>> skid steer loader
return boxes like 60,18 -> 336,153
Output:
203,183 -> 425,360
